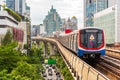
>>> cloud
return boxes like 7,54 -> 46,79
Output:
26,0 -> 83,27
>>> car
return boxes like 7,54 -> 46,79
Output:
48,76 -> 52,80
48,68 -> 52,72
52,65 -> 55,69
46,64 -> 49,68
48,70 -> 52,76
49,64 -> 52,67
56,72 -> 60,75
54,69 -> 57,73
56,77 -> 61,80
42,72 -> 47,77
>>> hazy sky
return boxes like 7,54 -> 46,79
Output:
26,0 -> 83,28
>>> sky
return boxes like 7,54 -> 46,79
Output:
26,0 -> 84,29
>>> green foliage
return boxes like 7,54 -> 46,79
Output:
4,8 -> 22,22
23,44 -> 28,49
11,61 -> 37,79
0,43 -> 45,80
0,42 -> 20,72
1,30 -> 13,46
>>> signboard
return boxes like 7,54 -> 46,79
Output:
44,59 -> 56,64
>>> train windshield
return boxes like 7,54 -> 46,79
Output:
80,29 -> 103,48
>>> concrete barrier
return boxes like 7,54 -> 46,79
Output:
88,68 -> 98,80
81,64 -> 89,80
98,75 -> 108,80
77,59 -> 84,80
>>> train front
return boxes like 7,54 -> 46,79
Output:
78,28 -> 105,58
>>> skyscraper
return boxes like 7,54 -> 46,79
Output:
19,0 -> 26,15
84,0 -> 108,27
43,6 -> 62,35
25,4 -> 30,19
71,16 -> 78,30
32,25 -> 40,36
61,16 -> 78,31
6,0 -> 15,11
94,0 -> 120,44
6,0 -> 27,16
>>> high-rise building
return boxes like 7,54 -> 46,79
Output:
94,0 -> 120,44
66,18 -> 72,29
19,0 -> 26,15
32,25 -> 40,36
39,24 -> 45,35
25,4 -> 30,19
6,0 -> 29,17
15,0 -> 19,13
61,16 -> 78,31
71,16 -> 78,30
43,6 -> 62,35
32,24 -> 45,37
84,0 -> 108,27
6,0 -> 15,11
61,18 -> 66,31
108,0 -> 116,7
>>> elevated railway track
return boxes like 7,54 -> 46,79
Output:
32,37 -> 120,80
106,48 -> 120,60
96,56 -> 120,80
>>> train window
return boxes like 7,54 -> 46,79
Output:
98,33 -> 103,44
76,34 -> 78,50
81,34 -> 84,44
80,29 -> 103,48
88,34 -> 97,48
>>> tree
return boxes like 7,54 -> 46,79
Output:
2,30 -> 13,46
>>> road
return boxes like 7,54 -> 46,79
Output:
42,64 -> 63,80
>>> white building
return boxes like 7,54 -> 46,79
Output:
39,24 -> 45,35
94,0 -> 120,44
71,16 -> 78,30
108,0 -> 116,7
0,10 -> 27,45
32,24 -> 45,37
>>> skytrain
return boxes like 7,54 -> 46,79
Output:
57,27 -> 106,59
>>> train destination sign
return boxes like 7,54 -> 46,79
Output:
86,30 -> 98,32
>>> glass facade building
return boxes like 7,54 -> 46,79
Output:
43,6 -> 62,35
19,0 -> 23,14
84,0 -> 108,27
6,0 -> 26,15
97,0 -> 108,12
94,7 -> 115,44
85,0 -> 96,27
6,0 -> 15,11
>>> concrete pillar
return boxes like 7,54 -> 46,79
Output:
36,40 -> 39,48
43,42 -> 47,57
36,41 -> 43,48
49,43 -> 55,55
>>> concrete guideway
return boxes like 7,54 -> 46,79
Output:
32,37 -> 110,80
106,48 -> 120,60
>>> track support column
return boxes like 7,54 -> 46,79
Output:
49,43 -> 57,55
43,42 -> 48,57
